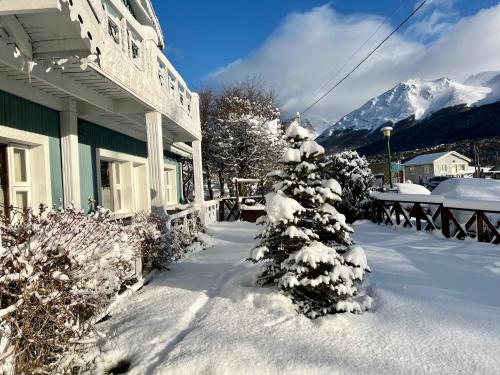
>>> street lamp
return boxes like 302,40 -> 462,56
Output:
381,126 -> 394,189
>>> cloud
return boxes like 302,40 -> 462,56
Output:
206,3 -> 500,131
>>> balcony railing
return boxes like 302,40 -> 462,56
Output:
78,0 -> 199,135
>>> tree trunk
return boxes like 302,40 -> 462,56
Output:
205,165 -> 214,200
218,170 -> 225,198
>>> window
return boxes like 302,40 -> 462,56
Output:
0,126 -> 52,212
100,160 -> 112,210
8,146 -> 31,209
164,168 -> 177,205
0,145 -> 8,212
108,19 -> 120,44
408,167 -> 416,174
100,160 -> 125,212
424,165 -> 431,174
98,149 -> 149,214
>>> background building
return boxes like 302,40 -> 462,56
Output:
403,151 -> 471,184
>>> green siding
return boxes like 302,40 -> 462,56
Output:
0,90 -> 63,204
78,120 -> 185,209
78,120 -> 148,211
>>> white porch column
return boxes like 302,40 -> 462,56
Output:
146,111 -> 166,213
192,139 -> 204,207
60,99 -> 81,209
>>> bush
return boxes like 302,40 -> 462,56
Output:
322,151 -> 374,224
133,210 -> 207,272
0,206 -> 143,374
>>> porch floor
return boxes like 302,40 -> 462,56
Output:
91,222 -> 500,374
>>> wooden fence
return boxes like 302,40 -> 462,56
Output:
219,195 -> 265,221
372,192 -> 500,245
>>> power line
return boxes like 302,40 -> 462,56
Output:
302,0 -> 429,115
313,0 -> 410,98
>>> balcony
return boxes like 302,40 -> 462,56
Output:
0,0 -> 200,141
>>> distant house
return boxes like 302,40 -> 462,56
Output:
404,151 -> 471,184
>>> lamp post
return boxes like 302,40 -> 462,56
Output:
381,126 -> 394,189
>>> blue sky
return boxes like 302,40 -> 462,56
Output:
153,0 -> 497,88
152,0 -> 500,124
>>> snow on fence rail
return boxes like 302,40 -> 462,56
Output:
372,192 -> 500,244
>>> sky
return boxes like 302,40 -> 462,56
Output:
153,0 -> 500,130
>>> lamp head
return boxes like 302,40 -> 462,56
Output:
381,126 -> 393,137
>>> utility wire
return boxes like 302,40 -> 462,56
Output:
302,0 -> 429,115
313,0 -> 410,97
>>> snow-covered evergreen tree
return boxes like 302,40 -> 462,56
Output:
322,151 -> 374,223
249,119 -> 371,318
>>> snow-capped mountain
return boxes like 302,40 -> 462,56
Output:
465,71 -> 500,106
318,75 -> 500,140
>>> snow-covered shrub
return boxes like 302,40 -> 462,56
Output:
133,210 -> 208,272
0,206 -> 142,374
322,151 -> 374,224
249,120 -> 372,319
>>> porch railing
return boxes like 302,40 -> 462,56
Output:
372,192 -> 500,245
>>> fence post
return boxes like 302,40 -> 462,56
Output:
477,211 -> 485,242
441,205 -> 450,238
376,200 -> 383,224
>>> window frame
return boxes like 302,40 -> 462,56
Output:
96,148 -> 150,216
7,144 -> 31,209
0,125 -> 52,210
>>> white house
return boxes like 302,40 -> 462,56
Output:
0,0 -> 206,217
404,151 -> 471,184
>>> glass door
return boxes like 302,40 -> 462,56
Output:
0,145 -> 9,215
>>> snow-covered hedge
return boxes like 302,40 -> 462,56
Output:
0,206 -> 162,374
134,210 -> 209,272
0,204 -> 210,374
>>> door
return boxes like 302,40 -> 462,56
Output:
164,168 -> 176,205
451,164 -> 457,175
0,145 -> 9,215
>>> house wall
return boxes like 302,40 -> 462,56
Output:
405,164 -> 433,184
0,89 -> 63,204
78,119 -> 183,211
433,154 -> 469,176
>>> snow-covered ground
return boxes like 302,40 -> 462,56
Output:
91,221 -> 500,375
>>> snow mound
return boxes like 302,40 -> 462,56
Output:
394,183 -> 431,195
431,178 -> 500,201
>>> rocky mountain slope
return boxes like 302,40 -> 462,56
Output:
316,71 -> 500,154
